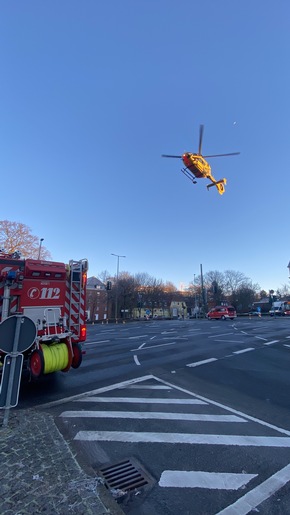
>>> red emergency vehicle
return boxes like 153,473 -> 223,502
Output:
0,251 -> 88,379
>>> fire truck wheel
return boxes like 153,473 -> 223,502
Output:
71,343 -> 82,369
29,349 -> 44,379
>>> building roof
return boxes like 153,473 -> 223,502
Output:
87,276 -> 105,290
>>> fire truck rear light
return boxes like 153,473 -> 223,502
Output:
80,324 -> 86,341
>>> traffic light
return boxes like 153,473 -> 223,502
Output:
106,281 -> 112,290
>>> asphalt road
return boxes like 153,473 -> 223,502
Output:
18,317 -> 290,514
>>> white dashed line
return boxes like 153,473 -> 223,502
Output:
233,348 -> 255,354
187,358 -> 218,368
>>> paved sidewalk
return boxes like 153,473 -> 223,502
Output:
0,409 -> 123,515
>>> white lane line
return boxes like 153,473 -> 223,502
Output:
129,335 -> 148,339
214,340 -> 245,343
233,348 -> 255,354
255,336 -> 268,341
162,336 -> 188,340
134,355 -> 141,366
131,342 -> 177,351
74,431 -> 290,447
85,340 -> 110,345
152,376 -> 290,436
209,333 -> 234,338
38,375 -> 156,408
77,397 -> 207,405
187,358 -> 217,368
264,340 -> 279,345
61,411 -> 246,422
120,385 -> 172,389
137,342 -> 146,349
217,463 -> 290,515
159,470 -> 256,489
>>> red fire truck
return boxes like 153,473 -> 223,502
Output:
0,251 -> 88,379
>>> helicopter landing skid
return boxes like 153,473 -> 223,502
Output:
181,168 -> 197,184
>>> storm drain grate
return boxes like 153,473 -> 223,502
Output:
98,457 -> 155,493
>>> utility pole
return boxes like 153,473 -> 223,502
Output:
200,264 -> 207,317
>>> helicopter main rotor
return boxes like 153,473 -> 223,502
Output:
161,124 -> 240,159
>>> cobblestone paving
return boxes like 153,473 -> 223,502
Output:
0,409 -> 121,515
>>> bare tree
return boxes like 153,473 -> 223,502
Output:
0,220 -> 52,260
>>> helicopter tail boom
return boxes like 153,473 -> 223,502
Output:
207,178 -> 227,195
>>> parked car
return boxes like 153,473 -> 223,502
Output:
207,306 -> 237,320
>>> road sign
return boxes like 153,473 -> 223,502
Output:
0,353 -> 24,408
0,315 -> 36,353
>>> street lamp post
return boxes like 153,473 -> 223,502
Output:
194,274 -> 197,318
38,238 -> 44,260
111,253 -> 126,322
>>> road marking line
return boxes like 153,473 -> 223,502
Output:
264,340 -> 279,345
214,339 -> 245,343
133,355 -> 141,365
150,376 -> 290,436
119,385 -> 172,389
38,374 -> 156,408
159,470 -> 257,489
209,333 -> 234,338
61,411 -> 246,422
187,358 -> 217,367
77,397 -> 207,405
85,340 -> 110,345
216,463 -> 290,514
131,342 -> 177,351
233,348 -> 255,354
74,431 -> 290,446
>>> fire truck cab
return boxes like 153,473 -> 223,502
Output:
0,252 -> 88,379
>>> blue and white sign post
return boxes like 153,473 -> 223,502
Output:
0,315 -> 36,427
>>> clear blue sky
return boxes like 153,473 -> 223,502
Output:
1,1 -> 290,292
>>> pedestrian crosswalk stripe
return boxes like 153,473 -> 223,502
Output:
61,411 -> 246,422
77,397 -> 207,405
159,470 -> 257,489
74,431 -> 290,447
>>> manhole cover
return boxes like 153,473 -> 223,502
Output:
98,456 -> 155,497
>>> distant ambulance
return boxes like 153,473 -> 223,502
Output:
269,301 -> 290,316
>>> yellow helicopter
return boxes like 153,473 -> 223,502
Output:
162,125 -> 240,195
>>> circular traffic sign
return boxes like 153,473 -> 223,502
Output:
0,315 -> 37,353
